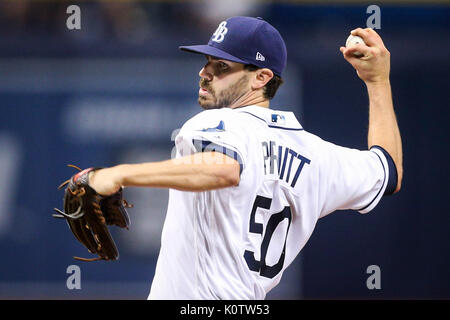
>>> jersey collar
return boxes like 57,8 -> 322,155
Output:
235,105 -> 303,130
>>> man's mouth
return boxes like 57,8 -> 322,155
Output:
199,87 -> 210,96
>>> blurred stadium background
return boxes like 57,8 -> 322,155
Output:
0,0 -> 448,299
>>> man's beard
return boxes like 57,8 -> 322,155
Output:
198,75 -> 249,110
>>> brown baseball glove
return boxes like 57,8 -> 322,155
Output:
53,165 -> 132,262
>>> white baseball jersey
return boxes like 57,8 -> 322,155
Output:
148,105 -> 397,300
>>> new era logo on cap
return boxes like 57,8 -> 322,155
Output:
256,52 -> 265,61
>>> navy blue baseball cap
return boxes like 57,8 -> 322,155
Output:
179,16 -> 287,77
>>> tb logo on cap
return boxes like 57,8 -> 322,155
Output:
211,21 -> 228,43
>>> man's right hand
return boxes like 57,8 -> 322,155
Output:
339,28 -> 390,85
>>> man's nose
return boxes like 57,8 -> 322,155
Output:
199,67 -> 212,81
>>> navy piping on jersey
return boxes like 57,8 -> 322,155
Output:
370,145 -> 398,195
192,139 -> 244,175
240,111 -> 304,131
357,146 -> 398,211
358,150 -> 387,212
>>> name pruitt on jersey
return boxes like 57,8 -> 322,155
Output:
262,140 -> 311,188
180,138 -> 311,188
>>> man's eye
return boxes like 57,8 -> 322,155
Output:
219,62 -> 229,70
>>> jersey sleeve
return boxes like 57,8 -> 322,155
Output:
174,109 -> 247,175
318,140 -> 398,217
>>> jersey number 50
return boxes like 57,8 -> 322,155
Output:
244,195 -> 292,279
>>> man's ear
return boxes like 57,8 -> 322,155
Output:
251,68 -> 274,90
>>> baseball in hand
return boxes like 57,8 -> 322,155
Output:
345,35 -> 366,58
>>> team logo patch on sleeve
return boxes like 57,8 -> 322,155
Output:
200,120 -> 226,132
